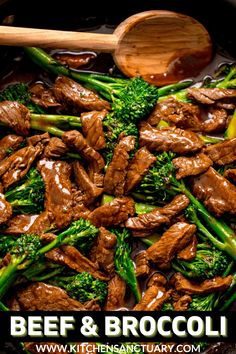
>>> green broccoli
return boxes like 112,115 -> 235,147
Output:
111,227 -> 141,302
5,168 -> 45,214
0,218 -> 99,300
172,244 -> 229,280
51,272 -> 107,304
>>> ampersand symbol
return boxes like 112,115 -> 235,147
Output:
80,316 -> 99,337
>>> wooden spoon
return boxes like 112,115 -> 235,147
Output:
0,10 -> 212,85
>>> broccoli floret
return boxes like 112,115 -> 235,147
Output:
52,272 -> 107,304
111,227 -> 141,302
5,168 -> 45,214
172,244 -> 229,280
161,302 -> 174,311
0,218 -> 99,300
0,235 -> 17,258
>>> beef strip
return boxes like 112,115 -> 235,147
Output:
104,136 -> 135,196
0,134 -> 24,161
53,76 -> 111,113
81,110 -> 107,150
134,274 -> 171,310
147,273 -> 168,287
139,123 -> 203,154
187,87 -> 236,105
73,161 -> 103,206
147,98 -> 202,131
84,299 -> 101,311
62,130 -> 105,186
192,166 -> 236,216
90,227 -> 117,276
177,235 -> 198,261
201,107 -> 228,133
0,101 -> 30,135
224,168 -> 236,183
9,282 -> 86,311
0,145 -> 43,190
4,214 -> 38,235
89,197 -> 135,227
27,132 -> 50,146
104,274 -> 126,310
204,138 -> 236,165
125,195 -> 189,237
173,295 -> 192,311
38,159 -> 73,228
30,83 -> 60,109
44,137 -> 69,158
135,251 -> 150,277
146,222 -> 196,269
170,272 -> 233,295
0,193 -> 12,225
54,52 -> 96,69
71,186 -> 91,221
46,244 -> 109,281
125,147 -> 156,194
173,153 -> 212,180
27,211 -> 54,235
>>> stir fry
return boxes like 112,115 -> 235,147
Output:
0,47 -> 236,353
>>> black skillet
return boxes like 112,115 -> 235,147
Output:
0,0 -> 235,353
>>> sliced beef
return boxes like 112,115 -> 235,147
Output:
139,123 -> 203,155
125,147 -> 156,194
4,214 -> 38,235
201,107 -> 228,133
9,282 -> 86,311
125,195 -> 189,237
30,83 -> 60,109
204,138 -> 236,165
173,153 -> 212,180
0,145 -> 43,190
173,295 -> 192,311
104,274 -> 126,310
135,251 -> 150,277
73,161 -> 103,206
187,87 -> 236,105
192,167 -> 236,216
38,159 -> 73,228
0,193 -> 12,225
84,299 -> 101,311
90,227 -> 117,276
89,197 -> 135,228
177,235 -> 198,261
104,136 -> 135,196
53,76 -> 110,113
27,211 -> 54,235
146,222 -> 196,269
62,130 -> 105,185
71,187 -> 91,221
27,132 -> 50,147
54,52 -> 96,69
81,110 -> 107,150
224,168 -> 236,183
134,274 -> 171,310
44,137 -> 69,158
0,134 -> 24,161
147,98 -> 202,131
46,244 -> 108,281
0,101 -> 30,135
170,272 -> 233,295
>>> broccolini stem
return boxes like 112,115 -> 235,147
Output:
31,114 -> 82,128
30,119 -> 64,136
181,184 -> 236,260
0,301 -> 9,311
0,263 -> 18,299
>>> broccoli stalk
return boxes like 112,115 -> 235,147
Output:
137,152 -> 236,260
50,272 -> 107,305
5,168 -> 45,214
111,228 -> 141,302
172,243 -> 229,280
0,218 -> 99,300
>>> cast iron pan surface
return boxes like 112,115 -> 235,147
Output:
0,0 -> 235,353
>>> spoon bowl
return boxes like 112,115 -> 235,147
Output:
0,10 -> 212,85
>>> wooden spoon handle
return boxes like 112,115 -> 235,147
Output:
0,26 -> 118,52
